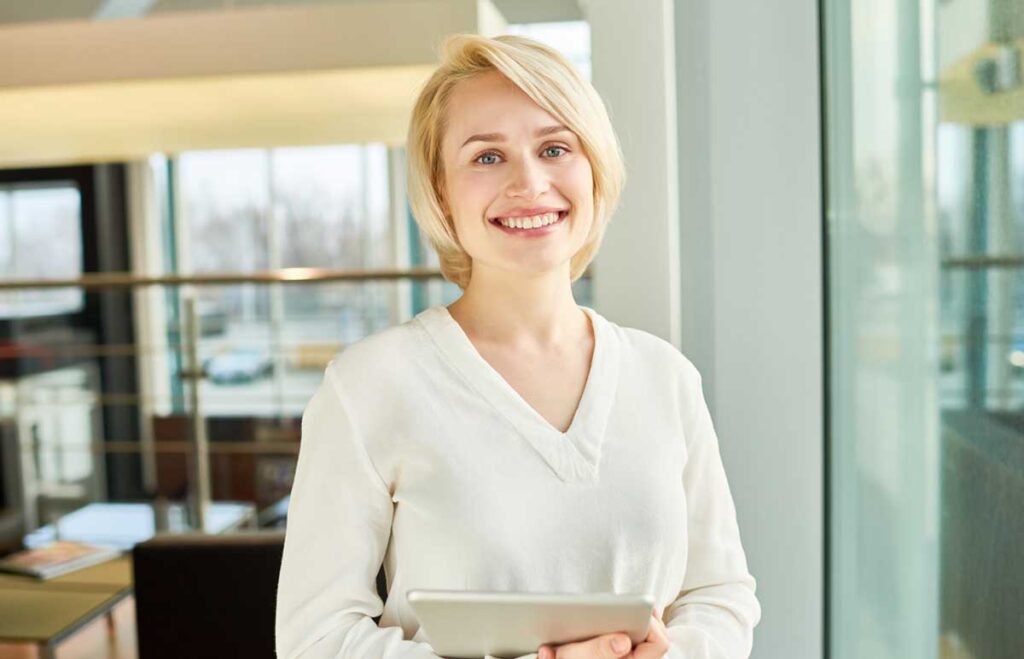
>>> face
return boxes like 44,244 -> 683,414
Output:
440,70 -> 595,281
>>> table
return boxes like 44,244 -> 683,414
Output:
0,556 -> 132,659
1,500 -> 257,657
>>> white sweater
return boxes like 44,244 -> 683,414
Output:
275,304 -> 761,658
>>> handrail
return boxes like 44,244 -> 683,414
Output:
942,255 -> 1024,269
49,441 -> 301,455
0,266 -> 446,290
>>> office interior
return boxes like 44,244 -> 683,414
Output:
0,0 -> 1020,658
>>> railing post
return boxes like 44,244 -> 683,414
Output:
182,293 -> 210,532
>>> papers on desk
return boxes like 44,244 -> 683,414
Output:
0,541 -> 122,580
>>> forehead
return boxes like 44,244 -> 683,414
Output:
444,72 -> 560,143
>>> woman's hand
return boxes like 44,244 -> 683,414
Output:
537,608 -> 670,659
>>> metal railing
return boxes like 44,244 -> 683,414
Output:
0,266 -> 449,537
0,266 -> 446,290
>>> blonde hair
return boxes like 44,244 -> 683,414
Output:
405,33 -> 626,290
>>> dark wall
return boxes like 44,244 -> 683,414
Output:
0,163 -> 144,502
941,409 -> 1024,659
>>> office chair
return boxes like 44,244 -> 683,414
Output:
132,531 -> 389,658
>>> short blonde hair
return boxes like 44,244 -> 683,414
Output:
406,33 -> 626,290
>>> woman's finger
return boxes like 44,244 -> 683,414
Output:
630,612 -> 670,658
538,611 -> 665,659
538,631 -> 632,659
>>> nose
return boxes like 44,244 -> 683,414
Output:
505,155 -> 549,200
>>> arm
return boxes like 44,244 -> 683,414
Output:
662,366 -> 762,659
275,366 -> 443,659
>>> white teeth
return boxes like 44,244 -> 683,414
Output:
495,211 -> 563,230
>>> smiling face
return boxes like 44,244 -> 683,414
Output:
440,70 -> 595,281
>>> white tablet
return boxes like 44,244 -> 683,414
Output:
406,589 -> 655,659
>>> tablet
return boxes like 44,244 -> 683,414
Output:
406,589 -> 655,659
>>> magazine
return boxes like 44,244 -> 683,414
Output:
0,540 -> 123,580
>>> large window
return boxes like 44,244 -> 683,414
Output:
823,0 -> 1023,657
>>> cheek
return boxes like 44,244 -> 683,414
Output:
566,162 -> 594,203
450,172 -> 499,209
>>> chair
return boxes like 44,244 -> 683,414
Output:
132,531 -> 389,658
0,507 -> 24,556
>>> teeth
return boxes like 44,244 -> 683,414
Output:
495,211 -> 563,229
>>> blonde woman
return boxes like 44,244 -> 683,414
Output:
275,34 -> 761,659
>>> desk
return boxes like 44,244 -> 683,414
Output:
0,556 -> 132,659
1,500 -> 256,657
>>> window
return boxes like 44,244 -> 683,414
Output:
0,183 -> 83,317
823,0 -> 1024,656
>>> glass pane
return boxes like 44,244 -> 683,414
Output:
0,183 -> 83,317
13,363 -> 105,530
272,144 -> 392,269
179,148 -> 270,274
824,0 -> 1024,657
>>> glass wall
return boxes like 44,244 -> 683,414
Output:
823,0 -> 1023,656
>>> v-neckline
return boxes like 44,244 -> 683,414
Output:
416,304 -> 621,483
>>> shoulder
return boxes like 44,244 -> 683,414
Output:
604,319 -> 711,430
610,320 -> 702,383
323,315 -> 429,390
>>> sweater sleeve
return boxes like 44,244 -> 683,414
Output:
662,366 -> 762,659
275,365 -> 444,659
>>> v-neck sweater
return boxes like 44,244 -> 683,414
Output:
275,304 -> 761,659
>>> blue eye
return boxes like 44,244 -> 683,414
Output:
473,145 -> 569,166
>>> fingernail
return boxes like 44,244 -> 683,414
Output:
612,636 -> 629,652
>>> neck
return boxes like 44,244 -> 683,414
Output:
445,263 -> 588,350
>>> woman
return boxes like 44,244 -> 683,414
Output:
275,34 -> 761,659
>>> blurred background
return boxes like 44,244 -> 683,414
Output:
0,0 -> 1019,658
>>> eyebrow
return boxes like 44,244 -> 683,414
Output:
459,125 -> 572,151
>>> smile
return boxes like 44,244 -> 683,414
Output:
489,210 -> 568,235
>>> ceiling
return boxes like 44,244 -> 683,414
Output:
0,0 -> 583,25
0,0 -> 541,167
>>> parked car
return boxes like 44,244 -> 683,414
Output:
203,347 -> 273,384
196,300 -> 228,336
1009,335 -> 1024,374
